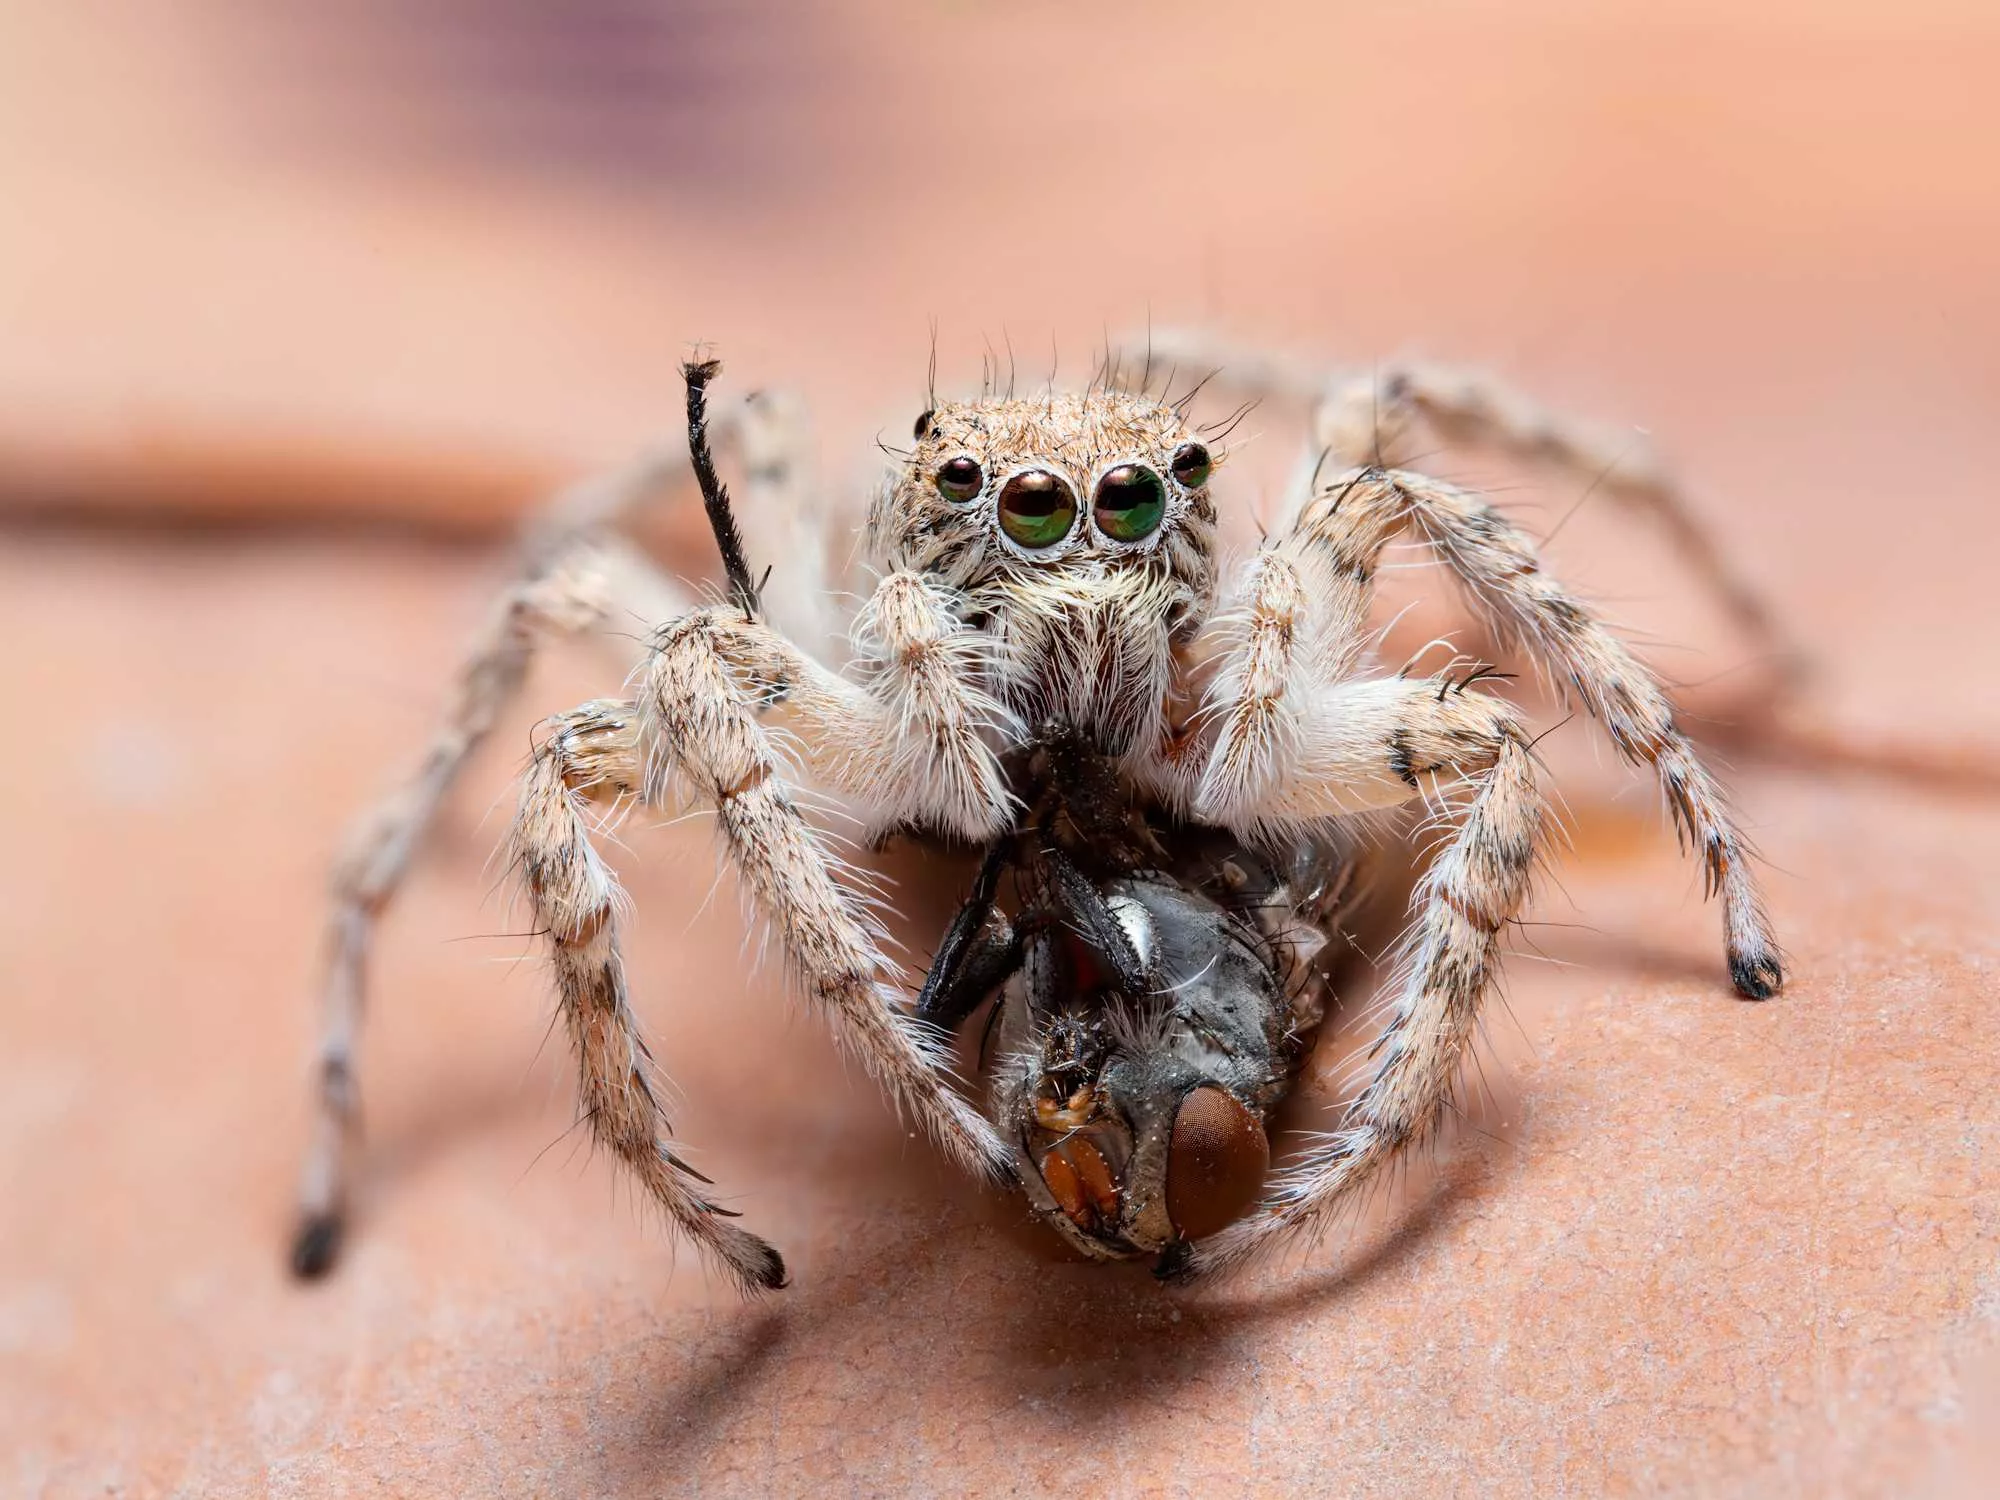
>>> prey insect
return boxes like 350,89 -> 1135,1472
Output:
292,339 -> 1785,1291
923,723 -> 1358,1274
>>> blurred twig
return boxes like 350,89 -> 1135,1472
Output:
0,421 -> 563,540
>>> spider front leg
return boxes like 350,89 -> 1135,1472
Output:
292,373 -> 857,1278
1170,678 -> 1545,1281
513,698 -> 790,1290
1199,464 -> 1784,999
645,599 -> 1016,1155
512,583 -> 1016,1290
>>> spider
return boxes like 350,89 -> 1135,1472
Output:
290,336 -> 1788,1292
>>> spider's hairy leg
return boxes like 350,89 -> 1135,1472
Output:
291,540 -> 685,1278
1312,365 -> 1802,676
290,379 -> 849,1280
513,698 -> 789,1292
840,570 -> 1017,838
1172,694 -> 1545,1282
641,603 -> 1014,1183
1121,328 -> 1799,677
1195,466 -> 1783,999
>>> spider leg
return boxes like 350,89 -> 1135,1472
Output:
1141,333 -> 1999,786
1169,687 -> 1544,1281
292,384 -> 838,1278
512,698 -> 789,1292
1125,328 -> 1802,681
1313,363 -> 1803,680
493,574 -> 1019,1289
1194,464 -> 1783,1000
637,605 -> 1014,1186
291,537 -> 687,1277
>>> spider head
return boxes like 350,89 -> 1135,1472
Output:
872,389 -> 1223,750
872,388 -> 1220,594
1008,873 -> 1278,1263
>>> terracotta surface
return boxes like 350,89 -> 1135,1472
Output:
3,3 -> 1998,1496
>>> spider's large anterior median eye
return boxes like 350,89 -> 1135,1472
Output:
1164,1085 -> 1269,1241
997,469 -> 1079,549
935,455 -> 984,502
1170,441 -> 1213,490
1092,463 -> 1167,543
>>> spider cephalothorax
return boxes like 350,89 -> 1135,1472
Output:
868,390 -> 1220,756
294,341 -> 1789,1298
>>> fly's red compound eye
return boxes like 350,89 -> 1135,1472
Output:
1164,1085 -> 1269,1241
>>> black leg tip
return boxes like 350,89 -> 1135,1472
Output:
721,1224 -> 789,1293
290,1212 -> 344,1280
747,1242 -> 789,1293
1729,949 -> 1785,1002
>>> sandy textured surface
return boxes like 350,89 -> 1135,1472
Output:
2,2 -> 1998,1496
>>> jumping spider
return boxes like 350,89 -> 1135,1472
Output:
292,336 -> 1787,1291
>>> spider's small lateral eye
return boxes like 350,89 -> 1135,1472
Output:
1170,442 -> 1213,490
935,455 -> 984,502
913,409 -> 935,440
1164,1085 -> 1269,1242
997,469 -> 1079,549
1092,463 -> 1167,543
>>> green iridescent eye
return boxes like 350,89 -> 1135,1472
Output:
997,469 -> 1078,550
1170,441 -> 1213,489
1092,463 -> 1167,543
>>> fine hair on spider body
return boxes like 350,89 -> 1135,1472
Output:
292,337 -> 1787,1293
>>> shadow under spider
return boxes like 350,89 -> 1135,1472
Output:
594,1094 -> 1522,1489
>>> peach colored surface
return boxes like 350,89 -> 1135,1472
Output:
2,3 -> 1998,1496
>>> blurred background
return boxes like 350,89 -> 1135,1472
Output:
2,2 -> 1997,1496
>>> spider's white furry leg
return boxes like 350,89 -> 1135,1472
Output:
1206,673 -> 1525,825
512,697 -> 790,1293
821,571 -> 1017,840
1197,465 -> 1784,1001
292,388 -> 836,1279
1125,329 -> 1798,673
1175,704 -> 1545,1282
292,540 -> 687,1277
1312,365 -> 1802,677
640,605 -> 1014,1184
